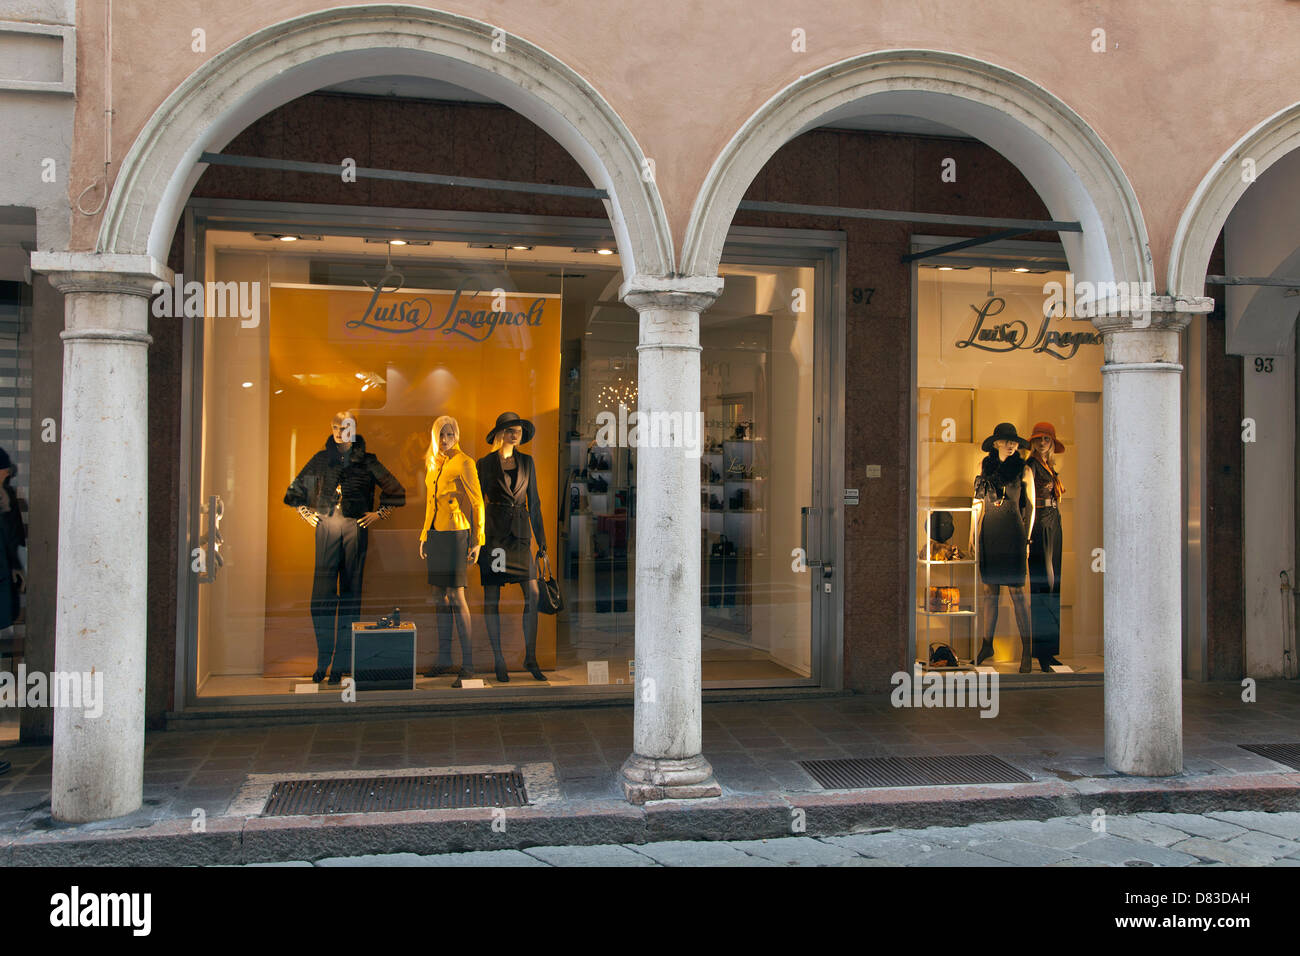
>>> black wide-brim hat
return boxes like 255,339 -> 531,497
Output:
486,411 -> 536,445
981,422 -> 1030,452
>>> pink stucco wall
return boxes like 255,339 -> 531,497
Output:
71,0 -> 1300,283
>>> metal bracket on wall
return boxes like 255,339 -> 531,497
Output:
1207,275 -> 1300,296
198,152 -> 609,201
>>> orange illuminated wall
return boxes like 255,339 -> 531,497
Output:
263,284 -> 561,677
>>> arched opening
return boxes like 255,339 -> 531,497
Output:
99,5 -> 672,280
1170,103 -> 1300,683
680,51 -> 1152,699
86,7 -> 691,713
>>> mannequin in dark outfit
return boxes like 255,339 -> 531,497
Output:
476,412 -> 548,683
971,423 -> 1035,672
284,412 -> 405,683
1027,423 -> 1066,671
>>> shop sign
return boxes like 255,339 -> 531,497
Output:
347,279 -> 547,342
955,296 -> 1102,361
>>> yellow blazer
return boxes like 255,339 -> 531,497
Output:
420,448 -> 485,547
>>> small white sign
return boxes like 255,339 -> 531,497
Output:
460,678 -> 486,689
844,488 -> 860,505
588,661 -> 610,685
866,465 -> 882,478
294,683 -> 319,694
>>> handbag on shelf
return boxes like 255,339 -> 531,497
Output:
927,586 -> 960,612
537,551 -> 564,615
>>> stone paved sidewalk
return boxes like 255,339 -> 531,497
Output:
242,811 -> 1300,867
2,681 -> 1299,864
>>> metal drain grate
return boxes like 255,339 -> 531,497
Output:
1238,743 -> 1300,771
800,754 -> 1032,790
262,772 -> 528,816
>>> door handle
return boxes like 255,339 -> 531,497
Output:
198,494 -> 225,583
801,506 -> 824,569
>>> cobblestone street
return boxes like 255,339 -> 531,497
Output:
236,810 -> 1300,867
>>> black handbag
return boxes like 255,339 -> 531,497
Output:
537,551 -> 564,615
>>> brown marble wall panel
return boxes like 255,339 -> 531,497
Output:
1203,265 -> 1244,679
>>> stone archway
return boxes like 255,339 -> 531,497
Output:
682,50 -> 1151,289
1168,101 -> 1300,299
99,3 -> 673,281
1169,102 -> 1300,685
677,51 -> 1198,778
36,4 -> 677,823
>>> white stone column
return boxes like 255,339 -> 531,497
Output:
618,275 -> 724,803
1095,296 -> 1211,776
30,252 -> 165,822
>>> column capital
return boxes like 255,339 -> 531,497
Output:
1089,294 -> 1214,335
30,252 -> 172,297
619,274 -> 724,314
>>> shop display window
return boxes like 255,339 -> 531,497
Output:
915,262 -> 1105,675
187,223 -> 820,701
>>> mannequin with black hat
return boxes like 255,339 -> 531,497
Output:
476,412 -> 548,682
970,422 -> 1036,672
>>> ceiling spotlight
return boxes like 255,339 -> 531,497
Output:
938,266 -> 953,271
389,239 -> 407,246
511,244 -> 533,251
278,235 -> 298,242
1013,267 -> 1030,273
595,247 -> 615,256
241,381 -> 253,388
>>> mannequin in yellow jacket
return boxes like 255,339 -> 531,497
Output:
418,416 -> 485,685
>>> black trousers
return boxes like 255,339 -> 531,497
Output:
1027,506 -> 1062,658
311,513 -> 368,674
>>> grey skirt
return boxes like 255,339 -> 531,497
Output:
426,528 -> 469,588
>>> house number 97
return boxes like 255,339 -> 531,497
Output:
1255,357 -> 1274,373
851,287 -> 875,305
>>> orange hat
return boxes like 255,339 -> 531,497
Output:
1030,422 -> 1065,454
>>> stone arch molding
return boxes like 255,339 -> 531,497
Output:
683,50 -> 1152,291
98,4 -> 673,281
1169,101 -> 1300,298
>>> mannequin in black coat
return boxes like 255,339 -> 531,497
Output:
476,417 -> 547,683
284,412 -> 405,683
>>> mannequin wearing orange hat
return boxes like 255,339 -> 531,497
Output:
1027,422 -> 1066,671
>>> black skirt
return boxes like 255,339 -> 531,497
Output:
426,528 -> 469,588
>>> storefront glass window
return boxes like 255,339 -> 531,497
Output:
915,263 -> 1104,675
190,226 -> 817,700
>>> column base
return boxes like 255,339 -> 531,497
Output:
620,753 -> 722,804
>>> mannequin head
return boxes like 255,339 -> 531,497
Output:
993,438 -> 1020,462
1032,435 -> 1055,466
493,424 -> 523,457
330,411 -> 356,451
427,415 -> 460,466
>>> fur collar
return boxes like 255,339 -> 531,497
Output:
323,434 -> 366,462
981,451 -> 1025,483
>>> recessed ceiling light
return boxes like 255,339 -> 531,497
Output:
278,235 -> 298,242
511,244 -> 532,251
596,248 -> 614,256
938,266 -> 953,271
241,381 -> 253,388
389,239 -> 407,246
274,389 -> 284,395
1013,267 -> 1030,273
